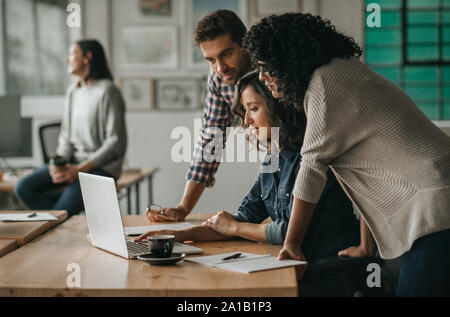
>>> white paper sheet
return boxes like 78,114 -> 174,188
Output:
216,256 -> 306,274
0,212 -> 58,222
184,252 -> 269,266
185,251 -> 307,274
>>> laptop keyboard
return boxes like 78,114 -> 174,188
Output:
126,240 -> 203,257
127,240 -> 149,255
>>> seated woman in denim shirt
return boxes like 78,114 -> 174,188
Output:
136,71 -> 360,265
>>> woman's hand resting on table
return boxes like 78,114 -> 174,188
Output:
202,211 -> 238,238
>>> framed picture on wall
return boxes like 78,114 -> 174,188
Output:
139,0 -> 172,17
185,0 -> 248,70
155,78 -> 200,110
250,0 -> 302,18
121,25 -> 178,70
119,77 -> 155,111
117,0 -> 178,23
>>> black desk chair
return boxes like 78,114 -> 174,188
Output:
299,256 -> 386,297
37,122 -> 64,201
38,122 -> 62,164
38,122 -> 134,209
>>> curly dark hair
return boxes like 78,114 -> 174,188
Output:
243,13 -> 362,108
231,70 -> 306,151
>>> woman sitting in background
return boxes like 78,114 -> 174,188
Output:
136,71 -> 361,295
15,39 -> 127,217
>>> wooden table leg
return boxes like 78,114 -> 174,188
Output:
135,182 -> 140,215
127,187 -> 131,215
147,175 -> 153,205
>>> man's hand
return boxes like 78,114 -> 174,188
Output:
278,242 -> 306,261
202,211 -> 238,237
145,205 -> 187,223
51,164 -> 79,184
147,181 -> 206,222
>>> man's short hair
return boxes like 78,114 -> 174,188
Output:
194,9 -> 247,46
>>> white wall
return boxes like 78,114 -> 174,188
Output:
126,111 -> 261,213
319,0 -> 365,46
112,0 -> 200,78
83,0 -> 111,50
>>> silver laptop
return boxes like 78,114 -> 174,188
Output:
79,172 -> 203,259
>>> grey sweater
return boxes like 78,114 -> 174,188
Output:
56,79 -> 127,179
293,57 -> 450,259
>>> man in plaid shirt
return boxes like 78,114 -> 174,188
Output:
147,10 -> 251,222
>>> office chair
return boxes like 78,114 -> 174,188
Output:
36,122 -> 65,201
37,121 -> 132,207
38,122 -> 62,164
299,256 -> 387,297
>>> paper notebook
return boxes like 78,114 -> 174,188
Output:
0,212 -> 58,222
184,252 -> 307,274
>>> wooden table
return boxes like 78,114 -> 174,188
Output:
0,213 -> 304,297
0,167 -> 159,215
0,210 -> 67,245
0,240 -> 17,258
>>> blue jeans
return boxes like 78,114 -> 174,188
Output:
15,165 -> 113,218
396,228 -> 450,296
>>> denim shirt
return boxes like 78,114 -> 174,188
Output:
234,148 -> 359,261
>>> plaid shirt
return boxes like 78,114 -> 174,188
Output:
187,70 -> 235,187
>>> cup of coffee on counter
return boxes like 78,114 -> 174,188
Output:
50,155 -> 68,173
148,235 -> 174,258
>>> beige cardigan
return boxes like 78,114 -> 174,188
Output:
293,57 -> 450,259
56,80 -> 127,179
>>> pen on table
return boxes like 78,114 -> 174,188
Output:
221,253 -> 242,261
28,212 -> 37,218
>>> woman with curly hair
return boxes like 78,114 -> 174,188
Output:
244,13 -> 450,296
136,71 -> 360,294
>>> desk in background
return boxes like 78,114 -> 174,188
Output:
0,213 -> 304,297
0,169 -> 34,193
0,167 -> 159,214
116,167 -> 159,214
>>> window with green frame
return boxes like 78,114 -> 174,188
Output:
365,0 -> 450,120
